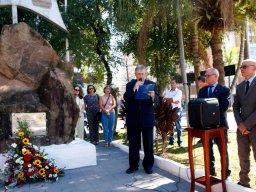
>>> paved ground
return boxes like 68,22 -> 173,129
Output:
1,143 -> 204,192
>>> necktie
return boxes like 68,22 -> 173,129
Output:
245,81 -> 250,94
208,86 -> 213,97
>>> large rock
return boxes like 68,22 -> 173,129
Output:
0,22 -> 79,152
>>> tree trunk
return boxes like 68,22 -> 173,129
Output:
137,9 -> 155,65
244,19 -> 250,59
211,29 -> 225,85
191,21 -> 201,94
176,0 -> 189,126
95,47 -> 112,85
230,31 -> 244,93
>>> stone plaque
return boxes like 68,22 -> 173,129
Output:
12,113 -> 46,136
32,0 -> 52,8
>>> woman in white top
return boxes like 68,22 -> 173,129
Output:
99,85 -> 116,147
74,85 -> 85,140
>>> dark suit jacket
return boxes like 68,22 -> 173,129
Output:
198,84 -> 230,127
233,77 -> 256,130
124,79 -> 159,128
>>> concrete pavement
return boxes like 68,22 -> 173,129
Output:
1,142 -> 204,192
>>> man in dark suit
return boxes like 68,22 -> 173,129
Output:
124,65 -> 159,174
198,68 -> 231,179
233,59 -> 256,188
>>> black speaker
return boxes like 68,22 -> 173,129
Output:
188,98 -> 220,129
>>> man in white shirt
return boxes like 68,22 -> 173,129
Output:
163,79 -> 183,147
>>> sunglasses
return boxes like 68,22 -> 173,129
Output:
74,89 -> 80,91
240,65 -> 254,69
205,74 -> 215,77
88,88 -> 94,90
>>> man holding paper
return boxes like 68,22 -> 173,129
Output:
124,65 -> 159,174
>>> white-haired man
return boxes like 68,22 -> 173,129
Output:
233,59 -> 256,188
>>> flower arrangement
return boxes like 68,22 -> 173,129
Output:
2,120 -> 64,188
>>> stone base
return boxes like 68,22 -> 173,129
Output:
0,139 -> 97,170
41,139 -> 97,169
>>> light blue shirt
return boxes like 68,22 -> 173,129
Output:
208,82 -> 218,96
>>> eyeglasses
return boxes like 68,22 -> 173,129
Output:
88,88 -> 94,90
240,65 -> 254,69
74,89 -> 80,91
205,74 -> 216,77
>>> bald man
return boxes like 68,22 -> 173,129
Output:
233,59 -> 256,188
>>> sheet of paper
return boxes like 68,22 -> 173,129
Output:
135,84 -> 155,100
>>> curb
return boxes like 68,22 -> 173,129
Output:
112,140 -> 254,192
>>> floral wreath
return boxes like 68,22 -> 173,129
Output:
1,120 -> 64,188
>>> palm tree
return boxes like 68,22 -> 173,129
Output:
191,0 -> 234,85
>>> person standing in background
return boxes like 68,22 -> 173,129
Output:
74,85 -> 85,140
197,75 -> 208,89
163,79 -> 183,147
99,85 -> 116,147
233,59 -> 256,188
198,68 -> 231,179
84,85 -> 100,145
124,65 -> 159,175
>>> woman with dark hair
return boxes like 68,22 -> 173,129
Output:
99,85 -> 116,147
74,85 -> 85,140
84,85 -> 100,145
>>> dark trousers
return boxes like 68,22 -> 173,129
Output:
128,126 -> 154,170
209,129 -> 231,177
87,110 -> 99,143
237,127 -> 256,185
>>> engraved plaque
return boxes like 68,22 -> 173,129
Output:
12,113 -> 46,136
32,0 -> 52,8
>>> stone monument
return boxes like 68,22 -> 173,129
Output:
0,22 -> 79,152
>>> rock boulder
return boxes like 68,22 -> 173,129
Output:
0,22 -> 79,152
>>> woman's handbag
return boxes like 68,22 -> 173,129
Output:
95,95 -> 110,121
96,111 -> 102,122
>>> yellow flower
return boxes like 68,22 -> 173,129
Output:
54,168 -> 59,174
34,159 -> 41,166
39,153 -> 44,158
38,168 -> 46,176
22,149 -> 30,155
17,172 -> 24,179
17,131 -> 24,137
22,138 -> 29,145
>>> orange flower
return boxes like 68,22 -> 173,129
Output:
17,172 -> 24,179
17,131 -> 24,137
22,149 -> 30,155
34,159 -> 41,166
54,168 -> 59,174
22,138 -> 29,145
38,168 -> 45,176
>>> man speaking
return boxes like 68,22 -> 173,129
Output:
124,65 -> 159,174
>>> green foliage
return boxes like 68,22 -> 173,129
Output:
223,47 -> 239,65
17,119 -> 31,136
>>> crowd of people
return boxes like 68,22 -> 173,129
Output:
73,60 -> 256,188
73,84 -> 116,147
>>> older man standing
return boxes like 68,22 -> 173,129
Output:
124,65 -> 159,174
233,59 -> 256,188
197,68 -> 231,179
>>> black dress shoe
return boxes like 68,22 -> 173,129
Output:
144,168 -> 152,174
126,167 -> 138,174
237,182 -> 250,188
